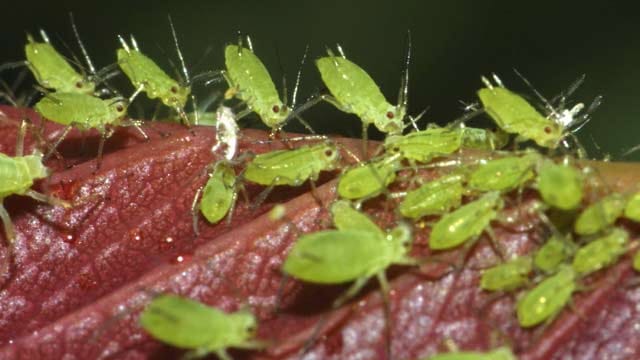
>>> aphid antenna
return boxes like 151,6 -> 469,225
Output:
445,107 -> 485,130
403,106 -> 429,132
397,30 -> 412,126
116,34 -> 130,53
551,74 -> 586,110
69,12 -> 97,76
512,68 -> 560,119
167,14 -> 191,85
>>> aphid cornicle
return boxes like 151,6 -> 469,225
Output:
516,265 -> 576,327
139,294 -> 263,360
117,19 -> 192,124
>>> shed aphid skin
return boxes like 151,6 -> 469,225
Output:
139,294 -> 263,360
516,265 -> 576,327
383,126 -> 463,163
337,153 -> 402,201
34,92 -> 142,169
116,16 -> 193,125
424,346 -> 516,360
0,121 -> 69,244
0,30 -> 97,94
574,193 -> 626,235
536,158 -> 584,210
398,173 -> 465,220
623,190 -> 640,222
533,234 -> 575,273
571,228 -> 629,276
283,200 -> 415,358
480,255 -> 532,292
429,191 -> 504,251
222,35 -> 308,135
468,152 -> 540,193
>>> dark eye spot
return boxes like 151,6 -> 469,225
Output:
544,126 -> 552,134
116,105 -> 124,112
170,86 -> 178,94
75,81 -> 83,89
272,105 -> 280,113
386,111 -> 394,119
324,149 -> 334,157
392,146 -> 400,153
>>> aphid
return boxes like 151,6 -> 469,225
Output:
117,18 -> 192,123
337,153 -> 402,201
243,142 -> 339,186
398,173 -> 464,220
623,190 -> 640,222
536,158 -> 583,210
282,201 -> 414,356
571,228 -> 628,276
533,234 -> 574,273
222,36 -> 306,134
468,152 -> 540,193
429,191 -> 503,250
10,31 -> 97,94
574,193 -> 626,235
516,265 -> 576,327
383,127 -> 463,163
34,92 -> 131,167
198,162 -> 237,225
424,346 -> 516,360
139,294 -> 263,360
480,255 -> 532,292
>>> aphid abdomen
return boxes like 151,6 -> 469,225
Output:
35,93 -> 124,131
0,154 -> 38,198
25,38 -> 94,94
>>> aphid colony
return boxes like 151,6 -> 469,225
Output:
0,17 -> 638,360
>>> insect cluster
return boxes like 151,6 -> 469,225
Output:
0,15 -> 638,360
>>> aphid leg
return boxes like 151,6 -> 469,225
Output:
376,271 -> 393,360
121,119 -> 149,141
25,190 -> 70,208
0,202 -> 16,244
95,128 -> 115,171
191,184 -> 206,236
308,179 -> 325,209
361,122 -> 369,161
43,125 -> 73,162
0,92 -> 17,106
15,119 -> 28,156
214,349 -> 232,360
0,61 -> 28,74
485,227 -> 506,261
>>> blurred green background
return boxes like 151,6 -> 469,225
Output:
3,0 -> 639,160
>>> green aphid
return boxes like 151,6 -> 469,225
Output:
468,152 -> 540,193
425,346 -> 516,360
243,142 -> 339,186
534,235 -> 574,273
383,127 -> 462,163
516,265 -> 576,327
574,193 -> 626,235
633,251 -> 640,272
399,173 -> 464,220
315,47 -> 407,136
459,126 -> 510,151
224,39 -> 294,132
429,191 -> 503,250
24,31 -> 96,94
572,228 -> 628,276
478,76 -> 563,148
480,256 -> 532,292
536,159 -> 583,210
117,35 -> 191,118
0,152 -> 68,243
337,154 -> 402,200
283,205 -> 413,286
199,162 -> 237,224
139,294 -> 262,360
623,191 -> 640,222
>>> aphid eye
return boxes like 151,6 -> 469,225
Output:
75,81 -> 83,89
272,105 -> 280,113
116,105 -> 124,112
324,149 -> 334,157
386,111 -> 394,119
170,86 -> 178,94
544,126 -> 552,134
392,146 -> 400,153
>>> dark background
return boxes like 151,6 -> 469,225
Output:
3,0 -> 639,159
